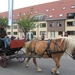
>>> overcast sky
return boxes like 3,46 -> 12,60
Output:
0,0 -> 58,12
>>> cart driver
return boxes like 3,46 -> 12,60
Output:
0,24 -> 10,50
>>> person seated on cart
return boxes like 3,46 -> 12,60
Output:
0,24 -> 10,50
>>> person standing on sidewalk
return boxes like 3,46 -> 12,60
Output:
41,34 -> 45,40
64,32 -> 68,37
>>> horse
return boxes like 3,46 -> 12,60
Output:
25,37 -> 75,75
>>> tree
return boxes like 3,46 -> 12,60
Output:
17,8 -> 37,39
0,16 -> 8,27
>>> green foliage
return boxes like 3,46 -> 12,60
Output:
17,8 -> 37,37
0,16 -> 8,27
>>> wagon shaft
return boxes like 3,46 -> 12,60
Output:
16,53 -> 26,58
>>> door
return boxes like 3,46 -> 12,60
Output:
51,31 -> 55,38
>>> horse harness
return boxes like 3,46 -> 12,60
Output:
43,39 -> 65,58
29,39 -> 65,58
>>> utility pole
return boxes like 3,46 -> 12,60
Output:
8,0 -> 14,36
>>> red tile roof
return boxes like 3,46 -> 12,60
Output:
0,0 -> 75,20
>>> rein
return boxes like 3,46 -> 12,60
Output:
65,51 -> 73,59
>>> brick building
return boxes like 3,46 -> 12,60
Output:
0,0 -> 75,39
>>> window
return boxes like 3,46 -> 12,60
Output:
7,32 -> 11,35
50,22 -> 54,27
59,14 -> 63,17
71,5 -> 75,9
13,20 -> 17,24
49,15 -> 53,18
35,11 -> 38,14
40,23 -> 46,28
67,31 -> 75,35
63,7 -> 66,9
33,15 -> 47,21
23,13 -> 25,15
52,8 -> 55,11
33,16 -> 39,21
18,14 -> 20,16
57,22 -> 62,27
67,22 -> 75,26
73,22 -> 75,25
58,31 -> 63,35
40,16 -> 46,21
46,9 -> 49,12
32,31 -> 36,35
7,27 -> 11,29
67,13 -> 75,19
14,32 -> 17,35
13,25 -> 17,29
40,31 -> 46,35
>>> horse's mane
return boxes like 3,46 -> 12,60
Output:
61,37 -> 75,54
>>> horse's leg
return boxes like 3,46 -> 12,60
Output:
25,58 -> 31,67
33,58 -> 42,72
51,57 -> 60,75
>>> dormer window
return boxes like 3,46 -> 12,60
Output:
49,15 -> 53,18
52,8 -> 55,11
67,13 -> 75,19
59,14 -> 63,17
35,11 -> 38,14
23,13 -> 25,15
71,5 -> 75,9
18,14 -> 20,16
63,7 -> 66,9
46,9 -> 49,12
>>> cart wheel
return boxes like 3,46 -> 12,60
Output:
16,50 -> 25,63
0,58 -> 8,68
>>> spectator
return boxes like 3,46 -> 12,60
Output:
26,32 -> 29,41
0,24 -> 10,49
64,32 -> 68,37
41,34 -> 45,40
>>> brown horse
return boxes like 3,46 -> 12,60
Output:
25,37 -> 75,74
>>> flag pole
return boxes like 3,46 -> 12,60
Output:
8,0 -> 14,36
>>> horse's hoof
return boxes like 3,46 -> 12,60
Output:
51,71 -> 59,75
37,68 -> 42,72
55,71 -> 59,75
51,71 -> 54,74
25,63 -> 28,68
55,73 -> 59,75
25,64 -> 28,68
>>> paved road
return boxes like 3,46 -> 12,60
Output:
0,54 -> 75,75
